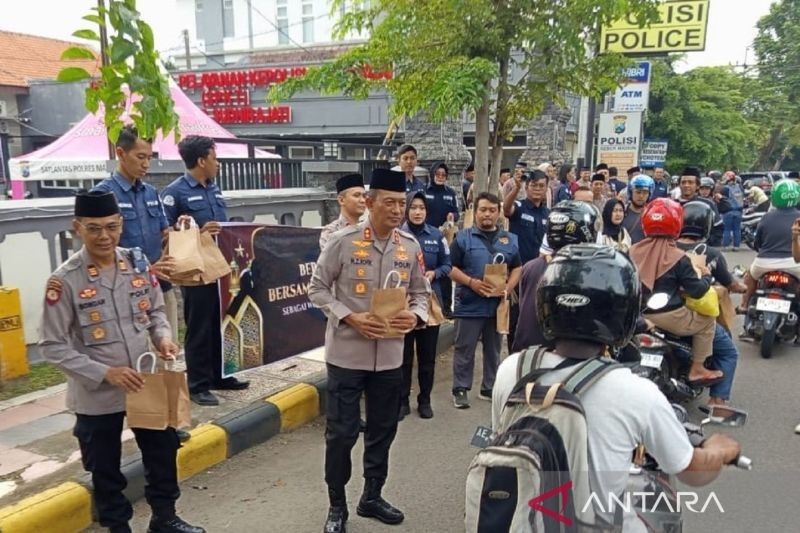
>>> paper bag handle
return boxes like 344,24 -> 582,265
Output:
492,253 -> 506,264
163,355 -> 178,370
175,217 -> 198,231
692,243 -> 708,256
135,352 -> 157,373
383,270 -> 402,288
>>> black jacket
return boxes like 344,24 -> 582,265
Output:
644,256 -> 712,313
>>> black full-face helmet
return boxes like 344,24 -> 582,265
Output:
680,200 -> 715,240
547,201 -> 600,251
537,244 -> 641,347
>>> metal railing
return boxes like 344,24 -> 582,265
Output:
217,158 -> 391,191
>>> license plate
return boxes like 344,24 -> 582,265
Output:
640,352 -> 664,369
756,297 -> 792,314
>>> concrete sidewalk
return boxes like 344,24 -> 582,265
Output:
0,322 -> 455,532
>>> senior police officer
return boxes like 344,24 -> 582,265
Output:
319,173 -> 367,251
309,168 -> 429,533
449,191 -> 522,409
161,135 -> 248,406
39,191 -> 204,533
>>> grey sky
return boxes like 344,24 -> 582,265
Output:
0,0 -> 777,70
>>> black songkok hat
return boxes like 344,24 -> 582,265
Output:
627,166 -> 641,175
370,168 -> 406,192
682,166 -> 701,178
75,191 -> 120,218
335,173 -> 364,194
591,173 -> 607,183
595,163 -> 609,171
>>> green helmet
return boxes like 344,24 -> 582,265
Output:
771,179 -> 800,209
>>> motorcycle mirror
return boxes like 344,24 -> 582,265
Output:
646,293 -> 670,311
702,405 -> 748,428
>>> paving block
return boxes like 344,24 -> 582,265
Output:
0,447 -> 47,477
266,383 -> 320,431
215,402 -> 281,457
176,424 -> 227,481
0,413 -> 75,447
0,481 -> 92,533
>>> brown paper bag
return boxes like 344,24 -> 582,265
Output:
170,231 -> 231,286
427,291 -> 445,327
496,293 -> 510,334
168,224 -> 204,277
126,353 -> 169,430
442,221 -> 457,245
686,243 -> 708,277
714,285 -> 737,334
370,271 -> 408,339
483,254 -> 508,295
163,358 -> 191,429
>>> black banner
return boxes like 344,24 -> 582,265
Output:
217,223 -> 325,376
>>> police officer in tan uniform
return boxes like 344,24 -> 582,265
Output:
310,168 -> 429,533
319,173 -> 367,251
39,192 -> 204,533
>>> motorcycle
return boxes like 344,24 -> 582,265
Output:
627,404 -> 752,533
741,209 -> 764,251
743,270 -> 800,358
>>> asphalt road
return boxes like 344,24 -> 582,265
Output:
130,249 -> 800,533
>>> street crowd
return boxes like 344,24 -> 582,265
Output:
36,130 -> 800,532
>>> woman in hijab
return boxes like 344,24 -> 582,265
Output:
629,198 -> 722,387
399,191 -> 452,420
600,199 -> 632,252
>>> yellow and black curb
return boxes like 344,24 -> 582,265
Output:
0,323 -> 454,532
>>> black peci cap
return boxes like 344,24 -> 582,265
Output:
370,168 -> 406,192
74,191 -> 120,218
681,166 -> 701,178
335,173 -> 365,194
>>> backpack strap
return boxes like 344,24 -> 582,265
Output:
561,357 -> 623,398
516,345 -> 548,381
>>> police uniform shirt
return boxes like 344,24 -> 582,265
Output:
608,178 -> 626,195
92,173 -> 169,262
401,222 -> 452,304
424,183 -> 460,228
405,177 -> 426,194
39,248 -> 170,415
319,215 -> 355,252
651,179 -> 670,200
161,174 -> 228,227
508,199 -> 548,264
308,221 -> 429,371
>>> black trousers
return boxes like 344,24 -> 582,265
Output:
325,364 -> 402,489
73,413 -> 180,529
402,326 -> 439,406
182,283 -> 222,394
440,277 -> 453,313
506,301 -> 520,354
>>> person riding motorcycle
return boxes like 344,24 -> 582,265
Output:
745,183 -> 770,213
512,201 -> 600,352
622,174 -> 654,244
738,179 -> 800,319
492,245 -> 742,532
699,177 -> 716,199
629,198 -> 723,387
676,201 -> 744,410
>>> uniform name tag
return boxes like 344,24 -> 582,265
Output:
118,202 -> 133,208
187,195 -> 203,202
521,213 -> 536,223
146,200 -> 160,207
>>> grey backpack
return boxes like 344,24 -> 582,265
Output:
465,347 -> 623,533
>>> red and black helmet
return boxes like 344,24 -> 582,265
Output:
642,198 -> 683,239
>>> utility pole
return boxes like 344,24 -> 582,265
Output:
183,29 -> 192,70
246,0 -> 254,50
97,0 -> 114,160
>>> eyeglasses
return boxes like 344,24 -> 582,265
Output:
78,221 -> 122,236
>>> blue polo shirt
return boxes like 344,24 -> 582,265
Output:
161,174 -> 228,227
91,172 -> 169,262
652,179 -> 670,200
424,183 -> 460,227
508,199 -> 548,264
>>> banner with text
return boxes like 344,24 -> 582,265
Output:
613,62 -> 651,113
216,223 -> 326,377
600,0 -> 710,54
640,139 -> 669,168
598,112 -> 642,170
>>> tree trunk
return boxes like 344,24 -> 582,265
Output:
488,52 -> 510,195
756,125 -> 783,170
474,86 -> 491,195
773,144 -> 793,171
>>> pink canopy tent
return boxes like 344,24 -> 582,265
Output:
9,84 -> 278,198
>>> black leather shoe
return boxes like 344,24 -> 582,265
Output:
147,515 -> 205,533
190,391 -> 219,406
176,428 -> 191,442
356,479 -> 404,525
418,403 -> 433,419
212,377 -> 250,390
323,506 -> 348,533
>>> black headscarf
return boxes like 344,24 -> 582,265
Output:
602,198 -> 624,240
404,190 -> 427,233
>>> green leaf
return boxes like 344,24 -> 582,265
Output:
139,22 -> 155,51
57,67 -> 92,83
110,39 -> 137,63
61,46 -> 96,60
82,14 -> 105,26
72,29 -> 101,41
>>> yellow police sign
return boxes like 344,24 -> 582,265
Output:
600,0 -> 710,54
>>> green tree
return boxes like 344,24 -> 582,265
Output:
269,0 -> 660,193
752,0 -> 800,170
645,60 -> 757,172
58,0 -> 179,143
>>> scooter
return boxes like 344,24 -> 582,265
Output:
741,206 -> 766,251
627,404 -> 752,533
743,270 -> 800,358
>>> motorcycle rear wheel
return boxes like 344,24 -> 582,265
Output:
760,328 -> 776,359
